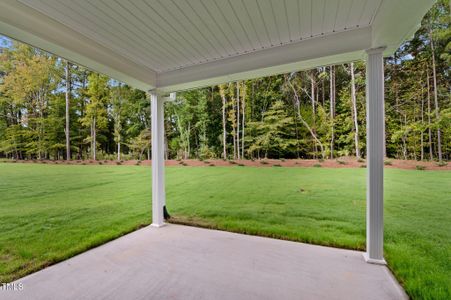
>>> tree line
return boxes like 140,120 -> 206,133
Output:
0,1 -> 449,162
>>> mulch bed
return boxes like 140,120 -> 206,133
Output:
3,157 -> 450,171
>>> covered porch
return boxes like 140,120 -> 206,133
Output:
5,224 -> 407,300
0,0 -> 436,298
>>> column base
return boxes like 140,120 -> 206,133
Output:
363,253 -> 386,265
151,222 -> 166,228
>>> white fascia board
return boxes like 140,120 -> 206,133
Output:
156,27 -> 371,93
371,0 -> 437,56
0,0 -> 156,91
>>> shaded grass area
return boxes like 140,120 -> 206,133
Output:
0,164 -> 449,299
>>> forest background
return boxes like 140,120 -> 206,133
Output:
0,0 -> 449,162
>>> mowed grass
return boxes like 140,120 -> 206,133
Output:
0,164 -> 449,299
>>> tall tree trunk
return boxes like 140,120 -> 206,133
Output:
117,138 -> 121,161
90,121 -> 93,159
80,71 -> 87,160
93,116 -> 96,160
232,84 -> 237,160
322,72 -> 325,106
350,62 -> 360,158
241,86 -> 245,159
330,65 -> 335,159
427,68 -> 433,160
232,126 -> 236,160
221,90 -> 227,159
37,102 -> 43,160
236,82 -> 240,159
65,61 -> 71,160
429,28 -> 442,162
402,114 -> 407,160
420,90 -> 424,161
310,71 -> 318,158
288,78 -> 325,159
187,123 -> 191,159
289,75 -> 301,158
393,53 -> 402,158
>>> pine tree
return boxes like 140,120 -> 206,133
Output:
81,73 -> 109,160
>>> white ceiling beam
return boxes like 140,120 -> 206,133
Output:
0,0 -> 157,91
156,26 -> 371,92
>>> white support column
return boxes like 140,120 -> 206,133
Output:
363,47 -> 386,264
150,91 -> 166,227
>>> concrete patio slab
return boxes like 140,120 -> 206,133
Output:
1,224 -> 407,300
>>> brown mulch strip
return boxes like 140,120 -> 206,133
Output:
3,157 -> 449,170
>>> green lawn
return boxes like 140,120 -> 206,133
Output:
0,163 -> 449,299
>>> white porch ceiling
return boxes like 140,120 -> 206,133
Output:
17,0 -> 382,73
0,0 -> 436,92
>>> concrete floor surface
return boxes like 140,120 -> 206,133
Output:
1,224 -> 407,300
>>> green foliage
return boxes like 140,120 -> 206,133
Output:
80,73 -> 109,158
247,100 -> 297,158
128,129 -> 151,161
0,1 -> 449,162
